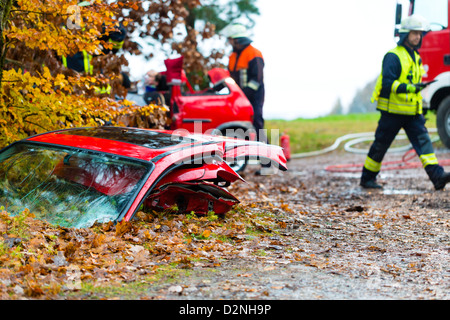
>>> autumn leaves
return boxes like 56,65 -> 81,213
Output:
0,204 -> 279,299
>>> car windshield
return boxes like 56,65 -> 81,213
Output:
0,143 -> 151,228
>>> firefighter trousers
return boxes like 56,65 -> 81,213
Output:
361,111 -> 444,185
244,86 -> 270,168
243,86 -> 266,143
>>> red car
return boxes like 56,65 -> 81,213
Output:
0,127 -> 286,228
139,57 -> 257,172
169,68 -> 255,137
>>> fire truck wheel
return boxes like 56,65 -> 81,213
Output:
436,96 -> 450,149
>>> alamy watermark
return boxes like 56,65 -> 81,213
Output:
170,122 -> 282,166
66,264 -> 82,290
66,5 -> 83,30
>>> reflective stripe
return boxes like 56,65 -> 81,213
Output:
94,84 -> 112,95
247,80 -> 260,91
377,98 -> 420,115
391,80 -> 401,93
83,51 -> 93,75
419,153 -> 439,167
240,69 -> 248,88
364,156 -> 382,173
109,39 -> 124,50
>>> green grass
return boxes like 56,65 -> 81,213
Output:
265,112 -> 439,154
66,264 -> 195,299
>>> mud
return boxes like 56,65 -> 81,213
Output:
154,149 -> 450,300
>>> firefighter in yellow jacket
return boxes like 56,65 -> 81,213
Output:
361,14 -> 450,190
62,23 -> 127,95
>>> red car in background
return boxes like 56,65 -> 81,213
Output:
157,57 -> 255,136
137,57 -> 257,172
0,127 -> 287,228
169,68 -> 255,137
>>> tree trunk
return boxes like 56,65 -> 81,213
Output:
0,0 -> 13,88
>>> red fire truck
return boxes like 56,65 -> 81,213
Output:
396,0 -> 450,148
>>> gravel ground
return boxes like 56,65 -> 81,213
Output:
152,149 -> 450,301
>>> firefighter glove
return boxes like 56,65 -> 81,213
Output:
406,84 -> 424,93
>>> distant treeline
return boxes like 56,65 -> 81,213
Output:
347,77 -> 378,114
328,77 -> 378,115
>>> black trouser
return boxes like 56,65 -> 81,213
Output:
244,86 -> 266,142
361,111 -> 443,185
244,86 -> 270,167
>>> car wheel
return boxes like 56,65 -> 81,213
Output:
223,129 -> 248,173
437,96 -> 450,149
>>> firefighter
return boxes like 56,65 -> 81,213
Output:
361,14 -> 450,190
224,23 -> 274,175
62,22 -> 127,95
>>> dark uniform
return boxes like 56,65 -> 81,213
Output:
228,38 -> 266,144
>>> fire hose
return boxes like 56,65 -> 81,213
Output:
288,129 -> 450,172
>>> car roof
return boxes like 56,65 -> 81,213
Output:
26,127 -> 200,161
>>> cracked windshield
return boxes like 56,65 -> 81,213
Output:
0,143 -> 150,228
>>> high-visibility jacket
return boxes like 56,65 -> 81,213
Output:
371,45 -> 425,115
62,51 -> 111,95
228,44 -> 264,92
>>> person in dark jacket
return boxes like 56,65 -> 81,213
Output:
224,23 -> 274,175
361,14 -> 450,190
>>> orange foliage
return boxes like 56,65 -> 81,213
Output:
1,0 -> 199,148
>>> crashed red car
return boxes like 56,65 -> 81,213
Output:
0,127 -> 287,228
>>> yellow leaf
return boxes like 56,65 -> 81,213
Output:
201,230 -> 211,238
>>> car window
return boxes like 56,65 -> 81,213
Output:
0,143 -> 151,228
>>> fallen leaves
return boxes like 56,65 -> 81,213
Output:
201,229 -> 211,239
0,204 -> 288,299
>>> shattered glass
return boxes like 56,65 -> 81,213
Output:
0,143 -> 150,228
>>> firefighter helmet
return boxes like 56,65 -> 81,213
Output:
399,14 -> 430,33
222,23 -> 249,39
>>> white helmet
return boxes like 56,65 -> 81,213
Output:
399,14 -> 430,33
222,23 -> 249,39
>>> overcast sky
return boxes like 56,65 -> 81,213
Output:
252,0 -> 405,119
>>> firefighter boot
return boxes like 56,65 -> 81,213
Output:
433,172 -> 450,190
360,179 -> 382,189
